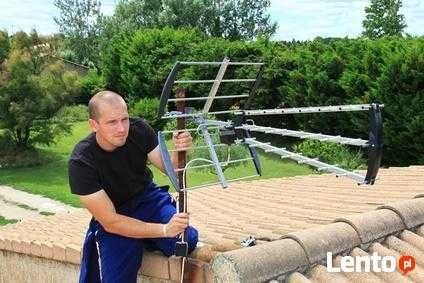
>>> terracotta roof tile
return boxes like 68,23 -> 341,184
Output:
282,222 -> 361,264
307,264 -> 350,283
335,209 -> 405,244
384,235 -> 424,266
285,272 -> 311,283
369,243 -> 424,282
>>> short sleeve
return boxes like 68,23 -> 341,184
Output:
132,119 -> 159,153
68,159 -> 101,196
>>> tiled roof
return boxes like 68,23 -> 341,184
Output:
189,166 -> 424,256
212,197 -> 424,282
0,166 -> 423,281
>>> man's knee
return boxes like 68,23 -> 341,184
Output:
187,226 -> 199,253
153,225 -> 199,257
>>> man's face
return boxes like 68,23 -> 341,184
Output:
89,101 -> 130,151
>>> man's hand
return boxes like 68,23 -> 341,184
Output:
172,131 -> 192,151
147,130 -> 193,173
164,213 -> 189,237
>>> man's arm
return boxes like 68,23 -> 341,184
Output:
148,131 -> 192,172
79,189 -> 188,238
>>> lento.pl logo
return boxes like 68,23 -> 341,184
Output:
327,252 -> 416,274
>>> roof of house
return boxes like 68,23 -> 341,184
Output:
211,196 -> 424,282
0,166 -> 423,281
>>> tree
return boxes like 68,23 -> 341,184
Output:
362,0 -> 407,38
10,30 -> 50,75
114,0 -> 163,28
107,0 -> 277,40
0,30 -> 10,63
53,0 -> 103,65
0,39 -> 81,149
10,31 -> 32,51
207,0 -> 277,40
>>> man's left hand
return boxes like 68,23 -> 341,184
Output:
172,131 -> 193,151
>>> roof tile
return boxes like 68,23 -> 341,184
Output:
282,222 -> 361,264
335,209 -> 405,244
400,230 -> 424,252
368,242 -> 424,282
211,238 -> 309,282
285,272 -> 311,283
378,198 -> 424,229
384,236 -> 424,266
333,254 -> 385,283
307,264 -> 350,283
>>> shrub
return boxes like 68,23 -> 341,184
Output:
293,140 -> 366,171
102,28 -> 204,99
0,49 -> 81,149
129,97 -> 166,131
54,105 -> 88,123
100,29 -> 424,166
0,135 -> 53,168
75,71 -> 105,104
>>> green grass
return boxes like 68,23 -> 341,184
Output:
0,216 -> 19,226
0,121 -> 314,207
151,152 -> 314,188
0,122 -> 90,207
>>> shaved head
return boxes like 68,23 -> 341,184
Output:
87,90 -> 130,151
88,91 -> 127,120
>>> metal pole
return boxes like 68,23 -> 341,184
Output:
175,89 -> 188,282
176,89 -> 187,213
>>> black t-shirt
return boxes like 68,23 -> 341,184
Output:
68,118 -> 159,207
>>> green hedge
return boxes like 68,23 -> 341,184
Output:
100,28 -> 424,166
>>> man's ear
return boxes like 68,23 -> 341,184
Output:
88,118 -> 98,132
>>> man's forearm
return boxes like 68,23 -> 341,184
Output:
104,213 -> 167,238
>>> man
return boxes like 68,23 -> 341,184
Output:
68,91 -> 198,282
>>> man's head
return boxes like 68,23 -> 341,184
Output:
88,91 -> 129,151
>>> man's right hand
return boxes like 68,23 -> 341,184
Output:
165,213 -> 189,237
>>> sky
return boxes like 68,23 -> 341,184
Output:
0,0 -> 423,41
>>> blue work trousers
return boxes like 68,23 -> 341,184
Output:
79,182 -> 198,283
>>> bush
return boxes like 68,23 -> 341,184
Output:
129,97 -> 166,131
293,140 -> 366,171
0,136 -> 53,168
0,48 -> 80,149
75,71 -> 105,104
54,105 -> 88,123
102,28 -> 204,99
372,40 -> 424,166
0,149 -> 53,168
100,28 -> 424,166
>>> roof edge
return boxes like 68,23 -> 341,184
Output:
210,196 -> 424,282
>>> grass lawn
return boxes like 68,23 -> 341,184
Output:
0,121 -> 314,207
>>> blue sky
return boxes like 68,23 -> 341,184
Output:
0,0 -> 423,41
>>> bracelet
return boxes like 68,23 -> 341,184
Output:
162,224 -> 167,237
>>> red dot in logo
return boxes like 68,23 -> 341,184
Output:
399,255 -> 416,274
